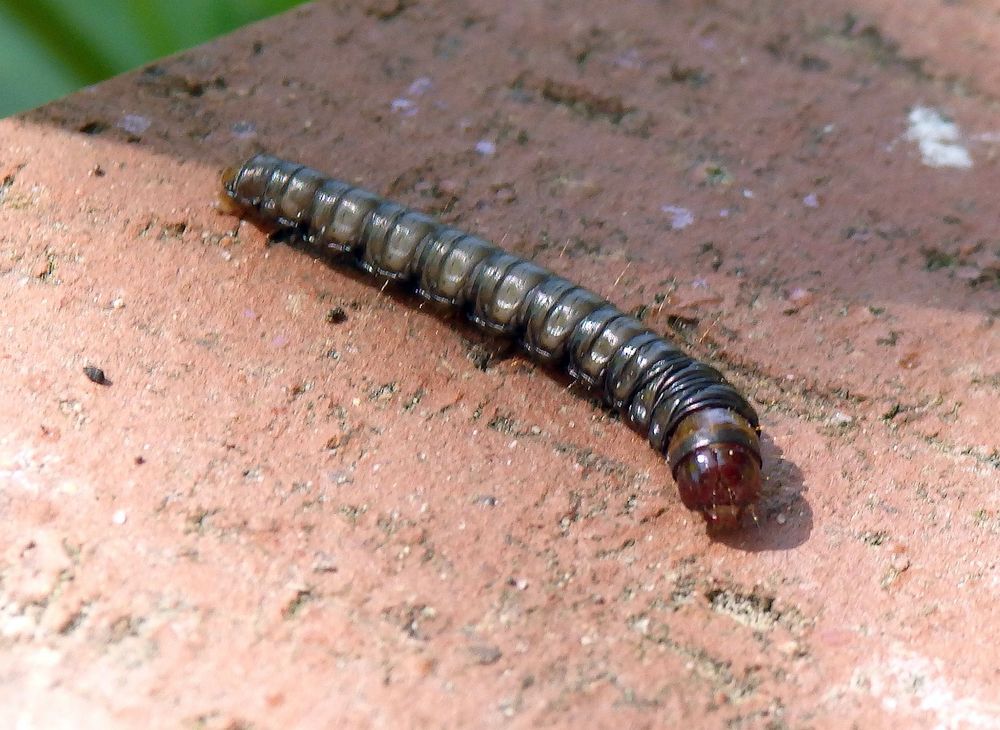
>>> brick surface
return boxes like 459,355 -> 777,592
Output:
1,2 -> 998,727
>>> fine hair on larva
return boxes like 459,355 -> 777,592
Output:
221,153 -> 763,528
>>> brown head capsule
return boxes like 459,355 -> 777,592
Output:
667,408 -> 762,528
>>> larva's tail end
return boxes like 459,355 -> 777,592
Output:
216,191 -> 243,216
220,165 -> 238,192
667,409 -> 763,532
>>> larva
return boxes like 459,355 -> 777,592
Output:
221,154 -> 762,528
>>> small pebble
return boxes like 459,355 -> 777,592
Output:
83,365 -> 110,385
892,555 -> 911,573
468,644 -> 503,665
112,510 -> 127,525
474,140 -> 496,156
777,640 -> 800,657
32,256 -> 52,279
829,412 -> 854,426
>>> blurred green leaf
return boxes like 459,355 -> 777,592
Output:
0,0 -> 305,117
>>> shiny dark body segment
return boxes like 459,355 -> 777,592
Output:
221,153 -> 763,528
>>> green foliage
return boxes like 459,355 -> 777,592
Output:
0,0 -> 303,117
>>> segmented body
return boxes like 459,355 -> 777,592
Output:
222,153 -> 763,527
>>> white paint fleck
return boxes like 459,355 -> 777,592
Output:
474,139 -> 496,156
660,205 -> 694,230
829,411 -> 853,426
803,193 -> 820,208
855,646 -> 1000,729
407,76 -> 433,96
391,98 -> 417,116
719,208 -> 731,218
613,49 -> 642,69
231,120 -> 256,139
785,286 -> 815,309
906,106 -> 973,169
742,188 -> 754,199
0,446 -> 41,493
112,509 -> 127,525
118,114 -> 150,135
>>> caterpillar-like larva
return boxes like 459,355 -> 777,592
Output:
221,154 -> 762,528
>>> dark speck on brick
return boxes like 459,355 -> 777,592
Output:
326,306 -> 348,324
83,365 -> 111,385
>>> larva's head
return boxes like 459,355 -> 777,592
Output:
666,408 -> 762,529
